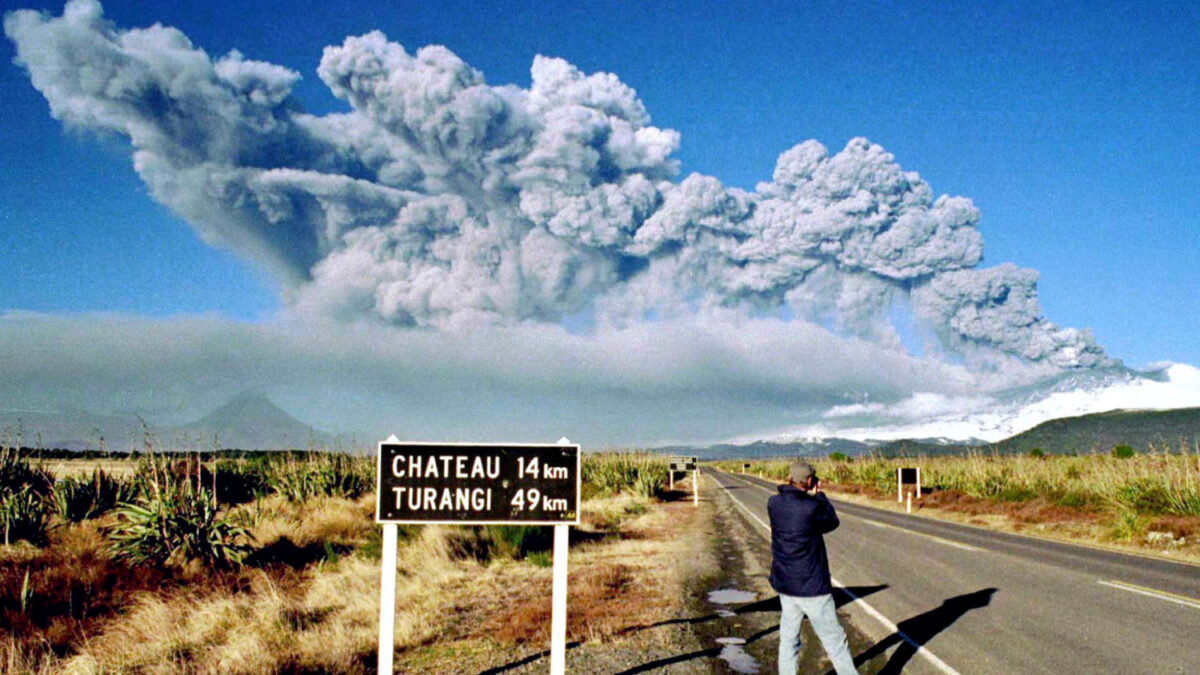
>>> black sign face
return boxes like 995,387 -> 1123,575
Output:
376,443 -> 580,525
669,455 -> 697,471
900,467 -> 918,483
743,463 -> 751,469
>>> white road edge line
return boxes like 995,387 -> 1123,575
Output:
707,472 -> 963,675
854,517 -> 984,552
1096,580 -> 1200,611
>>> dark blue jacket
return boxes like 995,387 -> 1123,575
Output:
767,484 -> 839,597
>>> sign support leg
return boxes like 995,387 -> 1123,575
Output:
550,524 -> 569,675
692,469 -> 699,506
378,523 -> 398,674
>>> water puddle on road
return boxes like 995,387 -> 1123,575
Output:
716,637 -> 760,673
707,588 -> 757,604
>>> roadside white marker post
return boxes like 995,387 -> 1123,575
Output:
669,470 -> 674,490
693,468 -> 699,506
378,434 -> 401,674
906,491 -> 912,514
550,437 -> 572,675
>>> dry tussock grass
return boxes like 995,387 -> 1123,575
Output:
442,495 -> 699,665
1,520 -> 178,670
43,459 -> 138,481
6,475 -> 700,673
248,493 -> 375,549
56,514 -> 553,673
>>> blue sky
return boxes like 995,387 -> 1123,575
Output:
1,0 -> 1198,444
3,0 -> 1196,367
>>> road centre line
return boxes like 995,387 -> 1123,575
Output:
707,473 -> 963,675
1097,580 -> 1200,611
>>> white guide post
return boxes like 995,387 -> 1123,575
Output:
550,524 -> 569,675
906,492 -> 912,514
692,469 -> 699,506
378,522 -> 398,673
669,470 -> 674,490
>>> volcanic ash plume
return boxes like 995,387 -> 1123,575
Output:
6,0 -> 1108,369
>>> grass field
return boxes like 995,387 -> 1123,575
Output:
717,446 -> 1200,559
1,448 -> 689,673
42,458 -> 139,480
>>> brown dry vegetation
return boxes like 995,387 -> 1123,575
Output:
3,456 -> 701,674
394,494 -> 704,673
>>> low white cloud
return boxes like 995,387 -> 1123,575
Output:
0,311 -> 994,445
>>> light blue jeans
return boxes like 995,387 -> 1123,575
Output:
778,592 -> 859,675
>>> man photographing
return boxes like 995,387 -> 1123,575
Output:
767,462 -> 858,675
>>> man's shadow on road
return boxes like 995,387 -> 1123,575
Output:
835,587 -> 996,675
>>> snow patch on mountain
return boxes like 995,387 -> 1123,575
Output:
744,363 -> 1200,445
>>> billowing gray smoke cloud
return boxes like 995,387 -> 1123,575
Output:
6,0 -> 1107,369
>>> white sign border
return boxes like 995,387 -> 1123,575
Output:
375,440 -> 582,526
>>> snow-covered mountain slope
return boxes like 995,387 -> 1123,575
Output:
750,362 -> 1200,444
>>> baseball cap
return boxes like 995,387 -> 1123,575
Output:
789,461 -> 816,483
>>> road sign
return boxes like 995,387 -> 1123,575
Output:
376,438 -> 581,675
669,455 -> 697,472
376,442 -> 580,525
667,455 -> 700,506
897,466 -> 922,505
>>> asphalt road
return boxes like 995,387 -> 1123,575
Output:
705,468 -> 1200,674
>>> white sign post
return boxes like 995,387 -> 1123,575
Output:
549,437 -> 572,675
378,522 -> 399,673
376,436 -> 580,674
378,435 -> 401,674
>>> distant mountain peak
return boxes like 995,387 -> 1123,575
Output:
177,391 -> 333,449
195,390 -> 291,425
